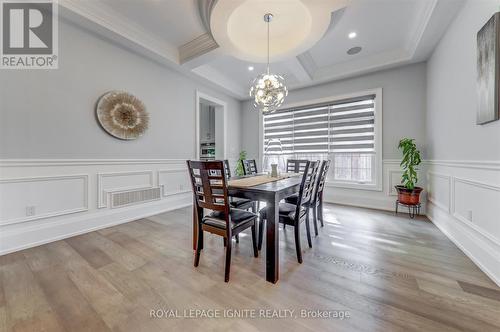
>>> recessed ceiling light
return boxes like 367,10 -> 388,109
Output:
348,32 -> 357,39
347,46 -> 362,55
248,66 -> 254,71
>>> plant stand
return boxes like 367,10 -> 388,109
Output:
395,200 -> 421,219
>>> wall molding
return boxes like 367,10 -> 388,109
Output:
0,174 -> 89,226
426,171 -> 451,213
426,205 -> 500,287
0,158 -> 187,167
97,170 -> 154,209
0,195 -> 192,256
425,159 -> 500,170
451,176 -> 500,248
387,169 -> 403,196
426,161 -> 500,287
158,169 -> 191,197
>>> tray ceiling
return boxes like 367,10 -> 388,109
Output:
59,0 -> 465,100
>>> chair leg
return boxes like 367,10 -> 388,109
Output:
319,199 -> 324,227
305,212 -> 312,248
224,239 -> 232,282
223,237 -> 227,247
312,206 -> 319,237
251,224 -> 258,258
194,229 -> 203,267
294,223 -> 303,264
258,219 -> 264,251
235,235 -> 239,243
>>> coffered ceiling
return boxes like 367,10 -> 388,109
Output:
59,0 -> 465,100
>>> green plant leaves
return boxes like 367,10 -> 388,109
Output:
398,138 -> 421,190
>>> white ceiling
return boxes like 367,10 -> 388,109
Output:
60,0 -> 465,100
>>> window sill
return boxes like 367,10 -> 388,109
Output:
326,181 -> 382,192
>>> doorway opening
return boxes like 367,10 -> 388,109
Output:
195,91 -> 227,161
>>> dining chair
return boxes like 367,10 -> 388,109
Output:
187,160 -> 258,282
241,159 -> 258,175
286,160 -> 330,236
314,159 -> 330,229
223,159 -> 257,244
223,160 -> 255,211
258,160 -> 320,263
286,159 -> 308,173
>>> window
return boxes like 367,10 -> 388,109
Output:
262,90 -> 382,190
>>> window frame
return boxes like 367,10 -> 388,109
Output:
259,88 -> 383,191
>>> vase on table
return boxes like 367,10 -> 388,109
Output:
271,164 -> 278,177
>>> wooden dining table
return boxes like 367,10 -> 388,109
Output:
192,174 -> 302,284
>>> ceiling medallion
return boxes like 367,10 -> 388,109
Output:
249,13 -> 288,114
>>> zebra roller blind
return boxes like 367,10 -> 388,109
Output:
263,94 -> 376,155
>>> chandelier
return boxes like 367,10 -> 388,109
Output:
249,13 -> 288,114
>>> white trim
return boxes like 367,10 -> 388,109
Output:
0,175 -> 89,226
195,90 -> 228,160
97,170 -> 154,209
451,177 -> 500,247
157,169 -> 191,197
0,159 -> 186,167
426,160 -> 500,170
387,169 -> 404,196
426,172 -> 451,213
0,197 -> 192,256
427,205 -> 500,287
406,0 -> 438,57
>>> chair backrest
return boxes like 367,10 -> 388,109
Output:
186,161 -> 230,215
311,160 -> 330,205
294,160 -> 320,220
316,159 -> 330,198
241,159 -> 258,175
223,160 -> 231,179
286,159 -> 308,173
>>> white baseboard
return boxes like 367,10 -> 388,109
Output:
427,202 -> 500,287
0,193 -> 192,255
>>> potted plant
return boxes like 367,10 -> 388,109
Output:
395,138 -> 423,205
235,151 -> 247,176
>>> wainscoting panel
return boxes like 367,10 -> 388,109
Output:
387,169 -> 403,196
158,169 -> 191,197
324,160 -> 427,212
453,177 -> 500,247
0,175 -> 89,226
0,159 -> 191,255
97,170 -> 154,208
426,160 -> 500,286
427,172 -> 451,213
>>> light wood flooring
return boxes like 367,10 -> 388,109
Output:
1,204 -> 500,331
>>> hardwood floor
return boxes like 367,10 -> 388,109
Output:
1,204 -> 500,331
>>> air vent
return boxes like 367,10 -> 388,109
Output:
110,188 -> 161,208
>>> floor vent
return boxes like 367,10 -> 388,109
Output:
110,187 -> 161,208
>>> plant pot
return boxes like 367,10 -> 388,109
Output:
395,186 -> 423,205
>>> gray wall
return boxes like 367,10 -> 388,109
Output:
241,62 -> 427,161
0,20 -> 242,160
426,0 -> 500,161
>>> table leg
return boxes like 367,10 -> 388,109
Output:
266,195 -> 279,283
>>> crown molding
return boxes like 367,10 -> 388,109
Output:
59,0 -> 179,64
405,0 -> 438,57
179,33 -> 219,65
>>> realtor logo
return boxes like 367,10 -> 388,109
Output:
1,0 -> 58,69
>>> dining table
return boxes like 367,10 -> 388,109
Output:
192,173 -> 303,284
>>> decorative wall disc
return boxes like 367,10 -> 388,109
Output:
96,91 -> 149,140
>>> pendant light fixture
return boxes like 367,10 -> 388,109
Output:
249,13 -> 288,114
